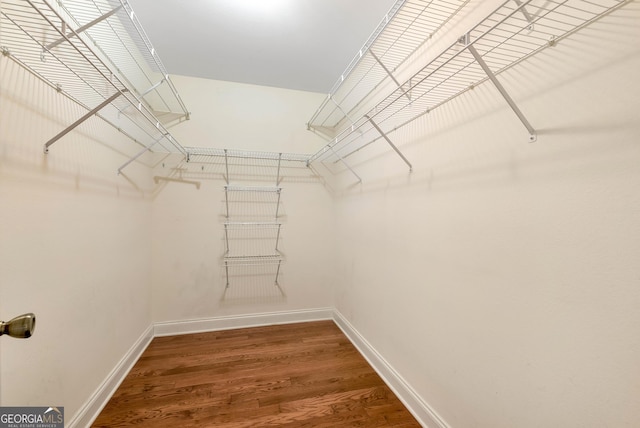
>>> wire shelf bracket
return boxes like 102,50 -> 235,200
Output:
365,115 -> 413,171
464,34 -> 537,142
44,5 -> 123,51
44,89 -> 127,154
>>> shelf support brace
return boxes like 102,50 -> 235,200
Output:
44,89 -> 127,154
512,0 -> 535,31
224,149 -> 230,184
275,260 -> 282,286
466,42 -> 537,142
275,188 -> 282,219
330,145 -> 362,184
224,261 -> 230,289
118,79 -> 166,116
370,50 -> 411,102
224,224 -> 230,254
276,153 -> 282,186
275,224 -> 282,252
45,5 -> 123,51
329,96 -> 360,131
224,186 -> 230,218
140,78 -> 166,98
365,115 -> 413,171
117,136 -> 162,174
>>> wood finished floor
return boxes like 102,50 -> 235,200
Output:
92,320 -> 421,427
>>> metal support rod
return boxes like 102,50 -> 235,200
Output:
467,43 -> 536,142
275,189 -> 281,220
44,90 -> 127,153
224,186 -> 230,219
140,78 -> 166,97
330,146 -> 362,184
275,224 -> 282,252
330,96 -> 359,129
225,262 -> 230,289
45,5 -> 123,51
224,149 -> 230,184
117,138 -> 160,174
365,115 -> 413,171
513,0 -> 535,28
224,224 -> 230,254
117,78 -> 166,114
276,153 -> 282,186
370,50 -> 411,102
275,260 -> 282,286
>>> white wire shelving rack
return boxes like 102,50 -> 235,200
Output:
308,0 -> 630,180
308,0 -> 470,137
0,0 -> 190,171
204,148 -> 297,290
185,147 -> 312,164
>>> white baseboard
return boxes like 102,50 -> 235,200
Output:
67,324 -> 154,428
332,310 -> 449,428
153,307 -> 334,337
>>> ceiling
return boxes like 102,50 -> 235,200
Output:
127,0 -> 397,93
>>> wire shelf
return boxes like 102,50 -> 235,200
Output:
225,185 -> 282,193
185,147 -> 312,163
224,222 -> 282,228
224,255 -> 283,265
224,186 -> 281,223
0,0 -> 188,156
223,222 -> 283,266
222,255 -> 284,291
308,0 -> 471,132
309,0 -> 628,165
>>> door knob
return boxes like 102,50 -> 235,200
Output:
0,313 -> 36,338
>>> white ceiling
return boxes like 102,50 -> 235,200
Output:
127,0 -> 397,93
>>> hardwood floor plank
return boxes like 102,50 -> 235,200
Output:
92,320 -> 420,427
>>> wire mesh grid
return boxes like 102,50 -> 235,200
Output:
223,223 -> 282,258
222,259 -> 285,301
311,0 -> 627,164
184,147 -> 312,185
56,0 -> 189,118
224,186 -> 282,222
0,0 -> 187,154
308,0 -> 471,130
212,148 -> 292,289
222,250 -> 284,294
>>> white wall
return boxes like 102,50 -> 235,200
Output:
0,59 -> 153,418
331,3 -> 640,428
166,75 -> 326,153
149,76 -> 336,322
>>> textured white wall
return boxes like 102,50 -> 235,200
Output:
0,59 -> 153,418
149,76 -> 336,322
332,3 -> 640,427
